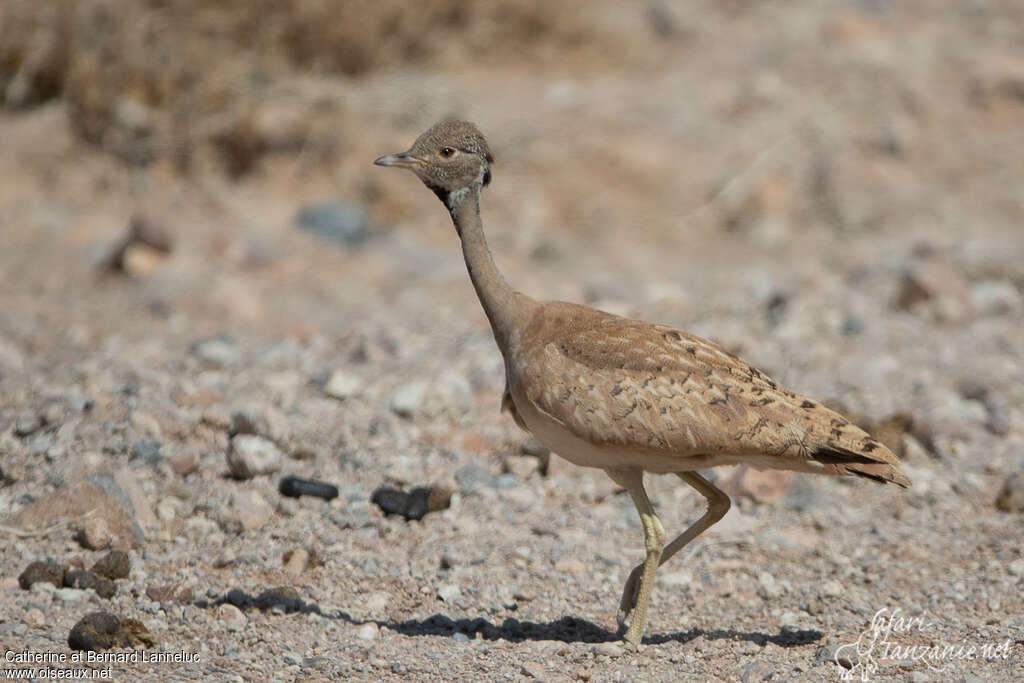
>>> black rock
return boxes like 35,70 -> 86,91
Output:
404,487 -> 432,521
91,550 -> 131,580
370,484 -> 450,521
19,560 -> 65,590
64,569 -> 116,599
279,475 -> 339,500
371,486 -> 410,518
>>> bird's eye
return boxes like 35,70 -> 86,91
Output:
440,147 -> 456,158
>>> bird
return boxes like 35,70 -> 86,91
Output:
374,120 -> 909,646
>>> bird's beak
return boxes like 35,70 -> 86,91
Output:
373,151 -> 423,169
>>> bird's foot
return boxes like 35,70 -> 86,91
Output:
616,565 -> 643,630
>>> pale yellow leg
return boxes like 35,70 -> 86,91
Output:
606,469 -> 665,646
616,471 -> 731,635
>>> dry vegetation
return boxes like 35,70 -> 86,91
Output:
1,0 -> 609,171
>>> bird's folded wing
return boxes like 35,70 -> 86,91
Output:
516,302 -> 908,486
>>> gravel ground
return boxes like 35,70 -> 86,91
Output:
2,3 -> 1024,681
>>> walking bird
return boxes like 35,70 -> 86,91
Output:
374,120 -> 909,645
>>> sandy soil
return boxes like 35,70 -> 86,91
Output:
1,2 -> 1023,681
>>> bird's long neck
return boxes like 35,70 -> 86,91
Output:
448,187 -> 522,355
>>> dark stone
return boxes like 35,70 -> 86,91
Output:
67,611 -> 155,651
372,484 -> 451,521
91,550 -> 131,580
131,438 -> 162,464
371,486 -> 410,517
841,314 -> 864,336
404,487 -> 431,521
296,201 -> 368,246
19,560 -> 65,590
279,475 -> 339,500
64,569 -> 116,599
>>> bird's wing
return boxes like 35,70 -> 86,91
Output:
514,302 -> 908,486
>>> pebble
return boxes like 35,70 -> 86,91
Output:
356,623 -> 379,640
229,404 -> 288,443
995,472 -> 1024,513
225,489 -> 275,531
371,485 -> 450,521
821,579 -> 844,597
455,464 -> 499,492
419,372 -> 471,417
296,200 -> 368,246
40,402 -> 64,426
24,608 -> 44,628
895,260 -> 973,322
661,570 -> 693,588
323,370 -> 361,399
970,279 -> 1023,316
554,558 -> 585,575
521,663 -> 545,678
169,449 -> 200,477
77,515 -> 112,550
19,561 -> 66,590
283,653 -> 302,666
219,604 -> 247,631
592,642 -> 623,657
451,632 -> 470,643
156,498 -> 177,523
191,336 -> 240,367
131,438 -> 163,464
1008,559 -> 1024,576
283,548 -> 310,577
14,413 -> 40,437
146,582 -> 193,604
279,475 -> 338,500
391,381 -> 427,418
437,584 -> 462,603
54,587 -> 88,602
67,611 -> 155,650
227,434 -> 283,479
63,569 -> 116,599
91,551 -> 131,580
757,571 -> 783,599
363,591 -> 390,612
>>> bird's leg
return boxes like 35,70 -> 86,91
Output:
617,472 -> 731,629
606,469 -> 665,646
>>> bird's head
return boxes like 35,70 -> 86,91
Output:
374,120 -> 493,208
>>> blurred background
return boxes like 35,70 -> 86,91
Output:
1,1 -> 1022,678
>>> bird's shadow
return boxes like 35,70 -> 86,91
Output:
196,588 -> 821,647
379,613 -> 822,648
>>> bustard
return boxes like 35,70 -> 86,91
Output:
374,120 -> 909,646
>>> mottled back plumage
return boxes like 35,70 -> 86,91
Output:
508,301 -> 909,486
